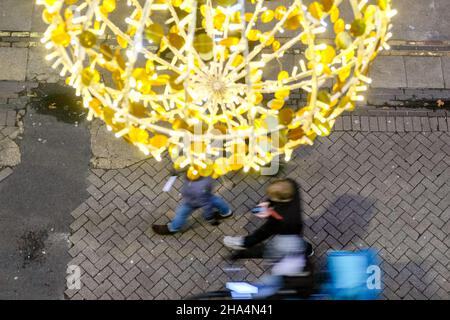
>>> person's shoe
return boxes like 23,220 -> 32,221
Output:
229,251 -> 245,261
217,210 -> 233,220
223,236 -> 245,250
206,218 -> 221,226
305,240 -> 314,257
152,224 -> 176,235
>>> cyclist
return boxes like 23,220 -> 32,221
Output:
223,178 -> 313,258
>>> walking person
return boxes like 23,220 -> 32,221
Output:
223,178 -> 313,258
152,173 -> 232,235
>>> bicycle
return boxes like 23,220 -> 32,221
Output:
187,249 -> 381,300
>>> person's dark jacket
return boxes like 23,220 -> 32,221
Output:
243,179 -> 303,248
181,176 -> 213,208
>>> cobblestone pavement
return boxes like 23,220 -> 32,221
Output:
0,109 -> 21,180
65,115 -> 450,300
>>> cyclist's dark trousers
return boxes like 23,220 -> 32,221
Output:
231,244 -> 265,260
232,241 -> 313,260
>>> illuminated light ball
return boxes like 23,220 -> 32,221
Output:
38,0 -> 395,177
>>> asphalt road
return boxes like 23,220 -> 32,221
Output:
0,89 -> 90,299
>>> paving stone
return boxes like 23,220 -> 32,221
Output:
86,185 -> 103,201
342,116 -> 352,131
26,46 -> 60,82
352,116 -> 361,131
93,280 -> 113,298
438,118 -> 448,131
361,116 -> 370,132
80,259 -> 99,278
5,110 -> 16,127
94,266 -> 113,284
0,112 -> 7,127
106,286 -> 125,300
412,117 -> 422,132
395,117 -> 405,132
70,215 -> 88,232
404,117 -> 413,132
0,0 -> 34,31
377,117 -> 386,132
421,118 -> 431,132
405,57 -> 445,89
370,56 -> 407,88
386,117 -> 395,132
71,203 -> 89,219
334,118 -> 343,131
0,167 -> 13,183
442,57 -> 450,89
369,117 -> 378,132
0,48 -> 28,81
429,118 -> 439,132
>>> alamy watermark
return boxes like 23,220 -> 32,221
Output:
66,265 -> 81,290
366,265 -> 382,290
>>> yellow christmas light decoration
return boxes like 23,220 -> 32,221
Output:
38,0 -> 395,177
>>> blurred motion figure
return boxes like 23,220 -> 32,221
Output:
152,173 -> 232,235
224,178 -> 313,257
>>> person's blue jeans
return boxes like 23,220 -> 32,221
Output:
168,195 -> 230,232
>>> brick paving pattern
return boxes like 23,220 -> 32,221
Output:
0,109 -> 20,181
66,116 -> 450,300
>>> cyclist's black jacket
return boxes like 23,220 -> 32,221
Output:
243,178 -> 304,248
